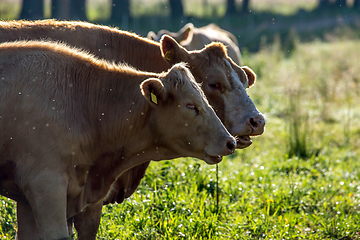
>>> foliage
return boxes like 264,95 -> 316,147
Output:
0,198 -> 17,239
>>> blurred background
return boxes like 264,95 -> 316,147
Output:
1,0 -> 360,51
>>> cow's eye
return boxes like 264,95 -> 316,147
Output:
186,104 -> 199,115
209,83 -> 222,91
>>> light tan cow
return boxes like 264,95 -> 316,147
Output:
148,23 -> 242,65
0,40 -> 236,240
0,20 -> 265,239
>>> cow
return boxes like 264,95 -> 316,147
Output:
0,40 -> 236,239
0,20 -> 265,239
147,23 -> 242,65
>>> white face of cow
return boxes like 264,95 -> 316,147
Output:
198,57 -> 266,149
140,63 -> 236,164
220,59 -> 265,148
159,36 -> 265,150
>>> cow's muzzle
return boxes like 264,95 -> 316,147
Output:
249,114 -> 266,136
204,138 -> 236,164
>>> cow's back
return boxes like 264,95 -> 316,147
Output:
181,25 -> 242,65
201,24 -> 239,46
0,41 -> 148,148
0,20 -> 170,73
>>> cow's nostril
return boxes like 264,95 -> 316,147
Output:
249,118 -> 258,129
226,140 -> 236,153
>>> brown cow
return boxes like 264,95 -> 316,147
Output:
148,23 -> 242,65
0,40 -> 236,239
0,20 -> 263,147
0,20 -> 265,239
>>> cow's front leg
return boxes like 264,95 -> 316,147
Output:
15,199 -> 40,240
74,201 -> 103,240
67,217 -> 74,237
23,171 -> 69,240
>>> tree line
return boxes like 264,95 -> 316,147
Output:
20,0 -> 360,22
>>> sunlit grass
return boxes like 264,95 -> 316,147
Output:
0,0 -> 21,20
87,0 -> 112,22
250,0 -> 318,15
0,198 -> 17,238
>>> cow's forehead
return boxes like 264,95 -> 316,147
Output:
171,63 -> 198,86
167,64 -> 208,101
221,58 -> 247,89
189,51 -> 247,89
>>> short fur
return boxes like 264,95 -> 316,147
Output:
148,23 -> 242,65
0,40 -> 235,239
0,20 -> 265,239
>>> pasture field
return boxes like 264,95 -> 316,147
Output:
0,0 -> 318,20
1,30 -> 360,239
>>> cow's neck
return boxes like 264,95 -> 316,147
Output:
80,142 -> 181,208
75,71 -> 181,207
123,41 -> 171,73
77,74 -> 186,209
101,30 -> 171,73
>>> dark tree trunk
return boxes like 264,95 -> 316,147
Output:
354,0 -> 360,8
318,0 -> 331,9
334,0 -> 347,8
20,0 -> 44,20
242,0 -> 250,13
51,0 -> 70,19
111,0 -> 130,23
202,0 -> 208,11
70,0 -> 87,21
226,0 -> 237,15
169,0 -> 184,18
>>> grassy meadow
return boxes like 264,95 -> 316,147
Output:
1,28 -> 360,239
96,36 -> 360,239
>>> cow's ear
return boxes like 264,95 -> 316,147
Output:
147,31 -> 157,40
160,35 -> 188,64
176,23 -> 194,42
140,78 -> 166,107
241,66 -> 256,88
205,43 -> 227,59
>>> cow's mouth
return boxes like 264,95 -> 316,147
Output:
236,135 -> 252,149
204,153 -> 223,165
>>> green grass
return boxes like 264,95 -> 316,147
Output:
0,0 -> 21,20
1,31 -> 360,239
95,36 -> 360,239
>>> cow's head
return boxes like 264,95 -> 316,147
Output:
160,35 -> 265,149
140,63 -> 236,164
147,23 -> 193,43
